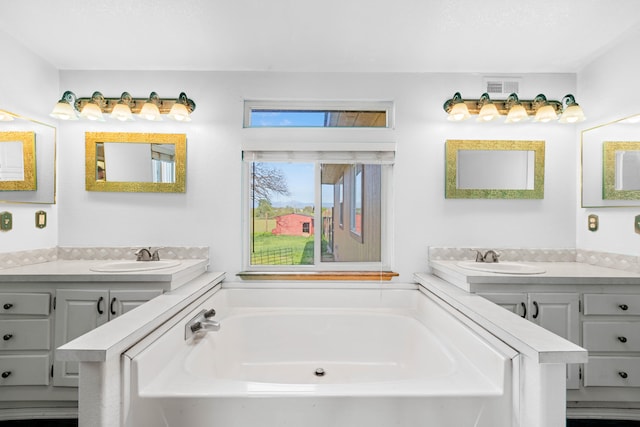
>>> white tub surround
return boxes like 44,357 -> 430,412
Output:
415,273 -> 587,427
56,272 -> 225,427
426,259 -> 640,421
124,286 -> 517,427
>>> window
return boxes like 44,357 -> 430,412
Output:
244,101 -> 392,128
242,101 -> 394,274
243,152 -> 393,270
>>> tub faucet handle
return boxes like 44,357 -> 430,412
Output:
204,308 -> 216,319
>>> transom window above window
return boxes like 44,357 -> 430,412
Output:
244,101 -> 392,128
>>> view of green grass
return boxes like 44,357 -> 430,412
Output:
251,233 -> 314,265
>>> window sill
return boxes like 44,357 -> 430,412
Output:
237,271 -> 399,281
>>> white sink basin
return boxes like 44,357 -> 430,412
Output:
90,260 -> 182,272
456,261 -> 546,275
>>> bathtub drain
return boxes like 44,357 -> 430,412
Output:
314,368 -> 325,377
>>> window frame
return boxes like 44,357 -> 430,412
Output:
244,100 -> 394,128
241,100 -> 395,275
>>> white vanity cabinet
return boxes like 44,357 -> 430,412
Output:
582,293 -> 640,388
0,292 -> 52,388
0,258 -> 209,420
53,288 -> 162,386
479,291 -> 581,389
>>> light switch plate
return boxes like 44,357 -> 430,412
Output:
636,215 -> 640,234
35,210 -> 47,229
0,211 -> 12,231
588,214 -> 598,232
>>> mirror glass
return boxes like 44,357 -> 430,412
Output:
0,110 -> 56,204
581,115 -> 640,207
86,132 -> 186,193
97,143 -> 176,183
445,139 -> 545,199
0,140 -> 26,181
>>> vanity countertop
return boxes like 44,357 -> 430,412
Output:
430,260 -> 640,292
0,259 -> 209,290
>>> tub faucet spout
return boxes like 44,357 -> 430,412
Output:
185,308 -> 220,339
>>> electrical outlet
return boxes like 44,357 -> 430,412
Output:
588,214 -> 598,232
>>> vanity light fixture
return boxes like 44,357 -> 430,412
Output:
558,94 -> 586,123
49,91 -> 196,122
443,92 -> 471,121
50,91 -> 79,120
79,91 -> 106,122
504,93 -> 529,123
167,92 -> 195,122
443,92 -> 584,124
110,92 -> 135,121
532,94 -> 558,123
139,92 -> 163,121
476,93 -> 500,122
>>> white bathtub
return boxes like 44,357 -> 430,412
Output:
124,287 -> 517,427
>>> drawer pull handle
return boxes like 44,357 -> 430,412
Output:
3,303 -> 13,310
2,334 -> 12,341
1,371 -> 11,379
97,297 -> 104,315
520,302 -> 527,318
618,336 -> 628,343
532,301 -> 539,319
619,304 -> 629,311
619,371 -> 629,379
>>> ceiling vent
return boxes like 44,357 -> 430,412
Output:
483,77 -> 521,96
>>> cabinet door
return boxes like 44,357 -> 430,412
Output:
478,292 -> 527,317
53,289 -> 109,387
108,289 -> 163,319
528,292 -> 580,389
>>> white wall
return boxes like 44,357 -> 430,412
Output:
0,30 -> 59,252
577,26 -> 640,255
56,71 -> 577,280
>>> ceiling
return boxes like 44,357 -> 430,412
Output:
1,0 -> 640,73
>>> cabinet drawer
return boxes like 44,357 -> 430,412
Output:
584,356 -> 640,387
583,294 -> 640,315
0,319 -> 50,350
583,321 -> 640,352
0,354 -> 50,386
0,293 -> 50,316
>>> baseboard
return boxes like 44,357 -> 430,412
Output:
0,407 -> 78,421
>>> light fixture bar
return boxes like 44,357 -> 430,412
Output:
74,94 -> 195,115
50,91 -> 196,121
444,95 -> 563,117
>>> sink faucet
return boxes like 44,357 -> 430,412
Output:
135,247 -> 161,261
470,249 -> 500,263
483,250 -> 500,263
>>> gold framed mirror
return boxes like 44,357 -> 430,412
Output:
445,139 -> 545,199
581,114 -> 640,207
85,132 -> 186,193
0,109 -> 56,204
0,131 -> 36,191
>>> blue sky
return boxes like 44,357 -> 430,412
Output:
251,111 -> 326,127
